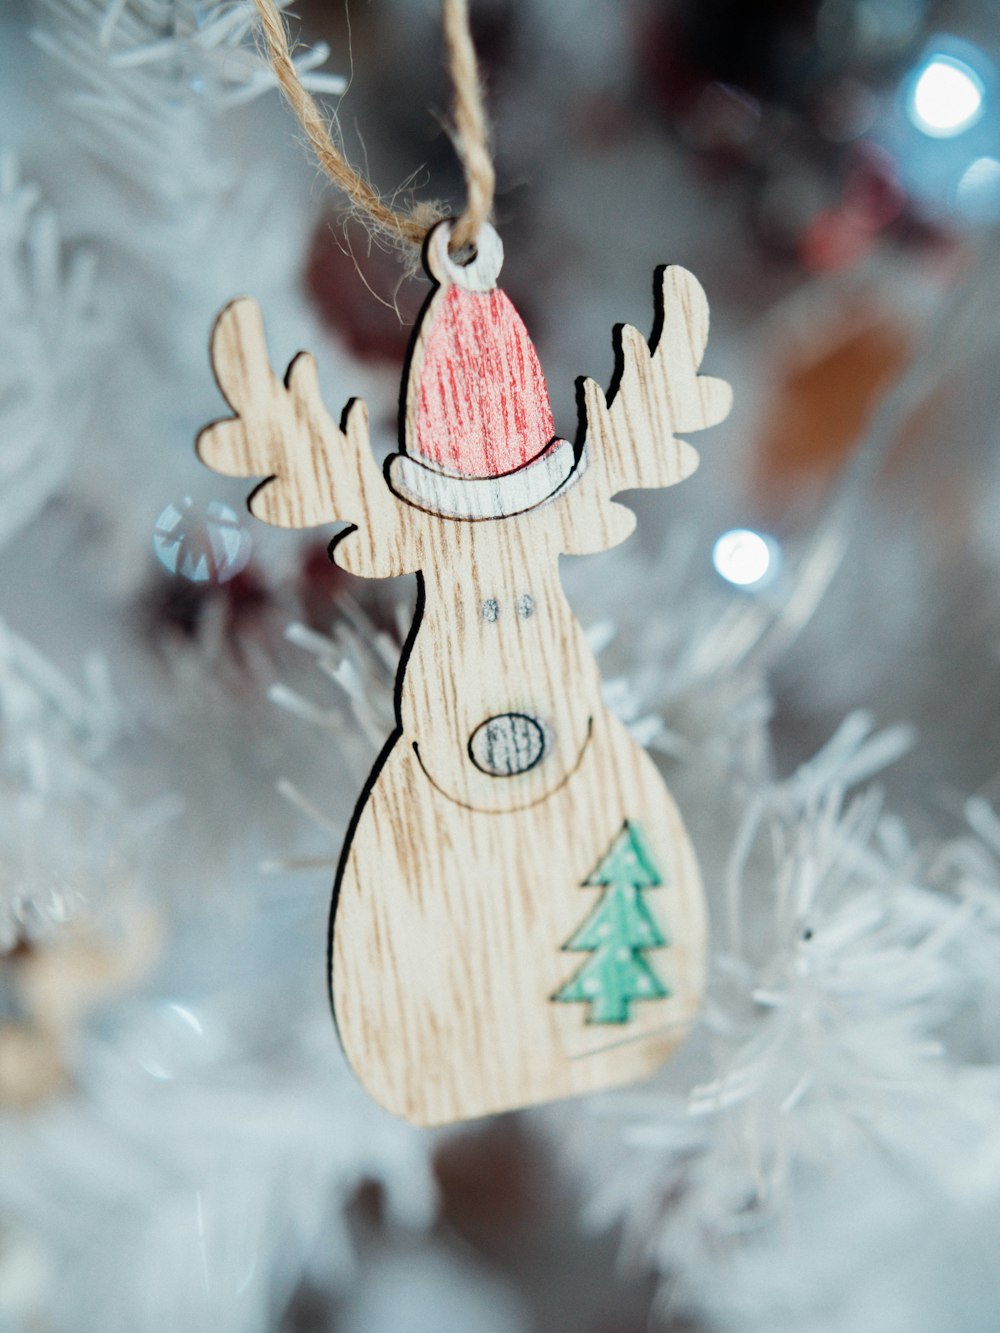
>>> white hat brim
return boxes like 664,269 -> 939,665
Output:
388,438 -> 578,520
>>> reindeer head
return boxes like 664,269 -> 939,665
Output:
197,222 -> 730,812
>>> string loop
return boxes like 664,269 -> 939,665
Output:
252,0 -> 495,258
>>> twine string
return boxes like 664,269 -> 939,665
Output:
440,0 -> 495,252
252,0 -> 494,256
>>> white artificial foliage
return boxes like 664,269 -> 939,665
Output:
267,596 -> 408,856
0,998 -> 435,1333
94,562 -> 373,906
275,601 -> 401,758
29,0 -> 358,577
929,795 -> 1000,1065
0,600 -> 439,1333
34,0 -> 343,275
0,154 -> 101,549
0,588 -> 436,1328
564,527 -> 775,784
561,715 -> 1000,1326
0,620 -> 130,948
338,1243 -> 530,1333
33,0 -> 342,337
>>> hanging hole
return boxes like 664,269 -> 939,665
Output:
427,220 -> 503,291
448,240 -> 479,266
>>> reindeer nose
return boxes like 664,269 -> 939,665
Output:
468,713 -> 547,777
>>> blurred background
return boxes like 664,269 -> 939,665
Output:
3,0 -> 1000,1329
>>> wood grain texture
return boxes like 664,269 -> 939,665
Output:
197,299 -> 419,580
554,263 -> 733,556
333,708 -> 704,1123
410,285 -> 554,476
198,221 -> 731,1124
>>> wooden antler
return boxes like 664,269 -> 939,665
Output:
555,266 -> 732,554
197,299 -> 419,578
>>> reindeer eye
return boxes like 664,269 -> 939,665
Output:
516,593 -> 535,619
481,598 -> 500,623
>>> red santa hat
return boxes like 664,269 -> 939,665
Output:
388,221 -> 578,520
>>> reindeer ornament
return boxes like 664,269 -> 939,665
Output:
198,221 -> 731,1125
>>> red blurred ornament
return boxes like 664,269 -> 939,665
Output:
800,143 -> 905,271
305,217 -> 425,364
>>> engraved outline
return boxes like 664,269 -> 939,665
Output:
412,716 -> 594,814
466,711 -> 548,778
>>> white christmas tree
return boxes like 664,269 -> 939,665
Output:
0,154 -> 101,549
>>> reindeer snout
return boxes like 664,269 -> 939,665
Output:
468,713 -> 547,777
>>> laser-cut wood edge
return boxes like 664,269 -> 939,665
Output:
197,251 -> 730,1126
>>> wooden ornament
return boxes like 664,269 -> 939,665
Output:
0,912 -> 161,1111
198,220 -> 731,1125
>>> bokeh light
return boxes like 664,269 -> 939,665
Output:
955,155 -> 1000,220
908,53 -> 985,138
153,497 -> 252,584
712,528 -> 779,589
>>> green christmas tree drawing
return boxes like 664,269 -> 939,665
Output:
553,821 -> 670,1024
